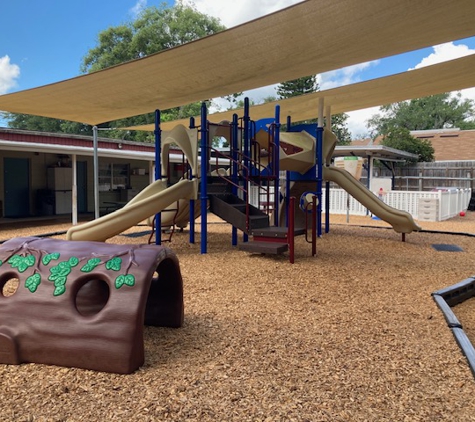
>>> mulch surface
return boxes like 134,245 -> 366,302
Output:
1,213 -> 475,420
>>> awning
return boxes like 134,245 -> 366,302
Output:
333,145 -> 418,162
0,0 -> 474,125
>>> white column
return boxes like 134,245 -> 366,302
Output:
318,98 -> 324,127
325,105 -> 332,130
72,154 -> 78,225
93,126 -> 99,219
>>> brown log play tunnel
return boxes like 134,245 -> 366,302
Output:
0,236 -> 184,374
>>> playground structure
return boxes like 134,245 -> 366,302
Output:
67,100 -> 420,259
0,236 -> 184,374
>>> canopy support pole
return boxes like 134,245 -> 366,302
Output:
93,126 -> 99,219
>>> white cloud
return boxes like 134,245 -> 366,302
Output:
0,55 -> 20,95
181,0 -> 304,28
410,42 -> 474,70
346,107 -> 380,139
411,41 -> 475,105
319,60 -> 379,90
130,0 -> 147,18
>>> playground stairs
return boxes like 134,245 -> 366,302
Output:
209,193 -> 269,233
209,192 -> 306,257
239,226 -> 306,255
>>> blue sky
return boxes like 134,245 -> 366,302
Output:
1,0 -> 475,137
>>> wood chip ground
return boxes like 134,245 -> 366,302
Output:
1,213 -> 475,421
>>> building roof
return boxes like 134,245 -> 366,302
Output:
334,145 -> 418,162
0,127 -> 418,165
0,0 -> 474,125
0,127 -> 156,160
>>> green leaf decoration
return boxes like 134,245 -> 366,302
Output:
80,258 -> 102,273
25,274 -> 41,293
68,257 -> 79,267
106,257 -> 122,271
42,252 -> 60,265
8,254 -> 36,273
124,274 -> 135,287
53,285 -> 66,296
49,262 -> 72,279
0,260 -> 2,266
115,274 -> 135,289
48,260 -> 75,295
53,276 -> 67,286
25,255 -> 35,266
115,275 -> 125,289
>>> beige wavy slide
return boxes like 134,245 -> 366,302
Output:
67,178 -> 198,242
323,166 -> 421,233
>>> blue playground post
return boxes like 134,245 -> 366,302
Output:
274,105 -> 281,227
231,113 -> 239,246
242,99 -> 250,242
200,103 -> 208,254
154,109 -> 162,245
316,126 -> 323,237
189,117 -> 196,244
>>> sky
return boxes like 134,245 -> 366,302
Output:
1,0 -> 475,138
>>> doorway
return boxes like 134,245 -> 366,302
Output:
77,161 -> 88,213
4,157 -> 30,217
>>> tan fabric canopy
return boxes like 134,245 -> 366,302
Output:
132,54 -> 475,131
0,0 -> 474,125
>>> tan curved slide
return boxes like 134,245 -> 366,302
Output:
67,178 -> 197,242
124,177 -> 199,229
323,166 -> 420,233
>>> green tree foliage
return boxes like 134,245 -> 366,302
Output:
277,75 -> 318,98
81,2 -> 224,73
4,1 -> 225,141
276,75 -> 352,144
367,93 -> 475,135
2,113 -> 92,135
327,113 -> 352,145
380,126 -> 434,163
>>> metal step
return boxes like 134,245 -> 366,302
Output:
251,226 -> 306,238
239,241 -> 288,254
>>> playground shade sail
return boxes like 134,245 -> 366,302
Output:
134,54 -> 475,131
0,0 -> 474,125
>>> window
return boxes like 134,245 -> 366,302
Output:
99,163 -> 130,191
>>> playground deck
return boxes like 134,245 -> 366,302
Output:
1,213 -> 475,419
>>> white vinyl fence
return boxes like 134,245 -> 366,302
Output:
249,186 -> 471,222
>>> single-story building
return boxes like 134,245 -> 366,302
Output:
0,128 -> 178,219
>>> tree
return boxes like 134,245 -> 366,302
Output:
367,93 -> 475,136
277,75 -> 318,98
81,2 -> 224,73
380,126 -> 434,163
2,113 -> 92,135
327,113 -> 352,145
4,2 -> 225,141
276,75 -> 352,144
